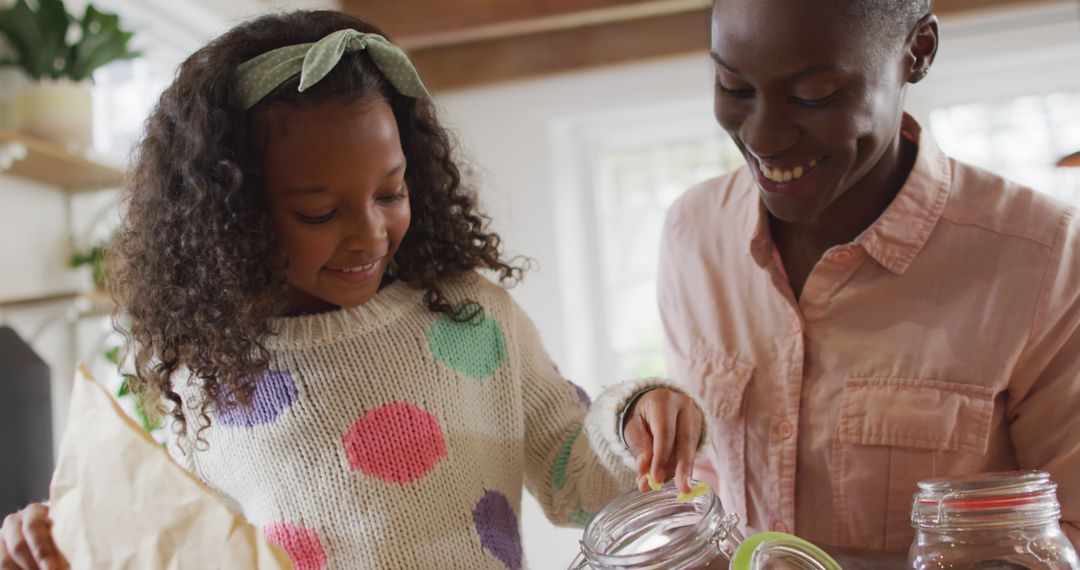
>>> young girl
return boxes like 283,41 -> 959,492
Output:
0,11 -> 705,570
660,0 -> 1080,567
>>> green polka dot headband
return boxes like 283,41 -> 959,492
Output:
234,28 -> 430,111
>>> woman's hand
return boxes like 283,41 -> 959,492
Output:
622,388 -> 704,494
1,504 -> 68,570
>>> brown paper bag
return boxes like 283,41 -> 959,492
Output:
49,363 -> 293,569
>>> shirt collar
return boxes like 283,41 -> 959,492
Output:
746,113 -> 952,275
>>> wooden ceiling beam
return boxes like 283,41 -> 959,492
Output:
342,0 -> 706,47
934,0 -> 1067,16
407,8 -> 710,91
343,0 -> 1069,92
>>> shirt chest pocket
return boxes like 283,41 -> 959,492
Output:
688,344 -> 753,526
838,377 -> 996,454
835,377 -> 997,549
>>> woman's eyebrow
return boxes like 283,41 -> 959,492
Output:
710,52 -> 842,81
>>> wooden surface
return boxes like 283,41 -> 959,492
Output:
0,128 -> 124,192
343,0 -> 1068,91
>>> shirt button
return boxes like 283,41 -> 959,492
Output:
772,521 -> 789,533
831,248 -> 854,263
777,421 -> 794,439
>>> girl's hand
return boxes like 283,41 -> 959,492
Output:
1,504 -> 68,570
622,388 -> 704,494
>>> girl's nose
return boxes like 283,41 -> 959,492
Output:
343,209 -> 387,251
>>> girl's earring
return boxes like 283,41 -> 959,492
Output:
911,66 -> 930,82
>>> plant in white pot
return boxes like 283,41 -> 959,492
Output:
0,0 -> 138,151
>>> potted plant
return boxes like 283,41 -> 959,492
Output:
0,0 -> 138,150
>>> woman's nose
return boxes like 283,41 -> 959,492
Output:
740,101 -> 799,158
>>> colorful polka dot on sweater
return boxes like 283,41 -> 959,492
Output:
341,401 -> 447,484
570,505 -> 595,528
215,370 -> 298,428
552,427 -> 583,491
566,379 -> 591,408
263,521 -> 327,570
472,490 -> 522,570
427,311 -> 508,381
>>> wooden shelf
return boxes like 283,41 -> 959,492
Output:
0,289 -> 115,319
0,127 -> 124,192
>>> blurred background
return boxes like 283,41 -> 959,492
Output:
1,0 -> 1079,567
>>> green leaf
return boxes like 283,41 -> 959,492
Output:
116,377 -> 131,397
37,0 -> 69,50
68,3 -> 138,81
104,346 -> 120,366
6,0 -> 54,79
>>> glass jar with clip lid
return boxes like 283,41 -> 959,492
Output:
908,470 -> 1079,569
568,481 -> 840,569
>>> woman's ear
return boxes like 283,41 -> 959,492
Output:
907,13 -> 939,84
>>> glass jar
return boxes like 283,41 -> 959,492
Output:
909,471 -> 1079,569
568,481 -> 840,570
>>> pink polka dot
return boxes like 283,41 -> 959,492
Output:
263,522 -> 327,570
342,401 -> 447,484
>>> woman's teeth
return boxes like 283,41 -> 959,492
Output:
759,158 -> 819,183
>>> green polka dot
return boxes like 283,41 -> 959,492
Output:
551,427 -> 582,491
570,505 -> 594,528
427,310 -> 508,381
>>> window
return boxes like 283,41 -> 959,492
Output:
572,105 -> 744,380
928,92 -> 1080,206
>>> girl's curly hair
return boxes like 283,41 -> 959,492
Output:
108,10 -> 524,441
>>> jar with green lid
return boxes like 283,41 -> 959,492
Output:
908,471 -> 1079,569
568,481 -> 840,569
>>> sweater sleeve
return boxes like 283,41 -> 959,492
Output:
509,297 -> 705,528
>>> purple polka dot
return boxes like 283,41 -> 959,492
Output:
473,490 -> 522,570
216,370 -> 298,428
567,380 -> 591,409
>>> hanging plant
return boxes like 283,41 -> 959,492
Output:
105,346 -> 162,433
69,238 -> 110,290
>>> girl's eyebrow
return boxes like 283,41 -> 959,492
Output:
710,52 -> 842,81
386,159 -> 406,178
283,160 -> 406,196
285,186 -> 329,196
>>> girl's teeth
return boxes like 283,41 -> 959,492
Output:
342,262 -> 376,273
794,166 -> 804,179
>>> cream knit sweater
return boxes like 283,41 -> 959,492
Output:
166,272 -> 678,570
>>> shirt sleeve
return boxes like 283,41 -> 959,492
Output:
1009,208 -> 1080,551
509,296 -> 703,528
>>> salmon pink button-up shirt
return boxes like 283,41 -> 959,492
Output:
658,115 -> 1080,552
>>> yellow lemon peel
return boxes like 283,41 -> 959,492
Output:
647,473 -> 663,491
675,482 -> 709,504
